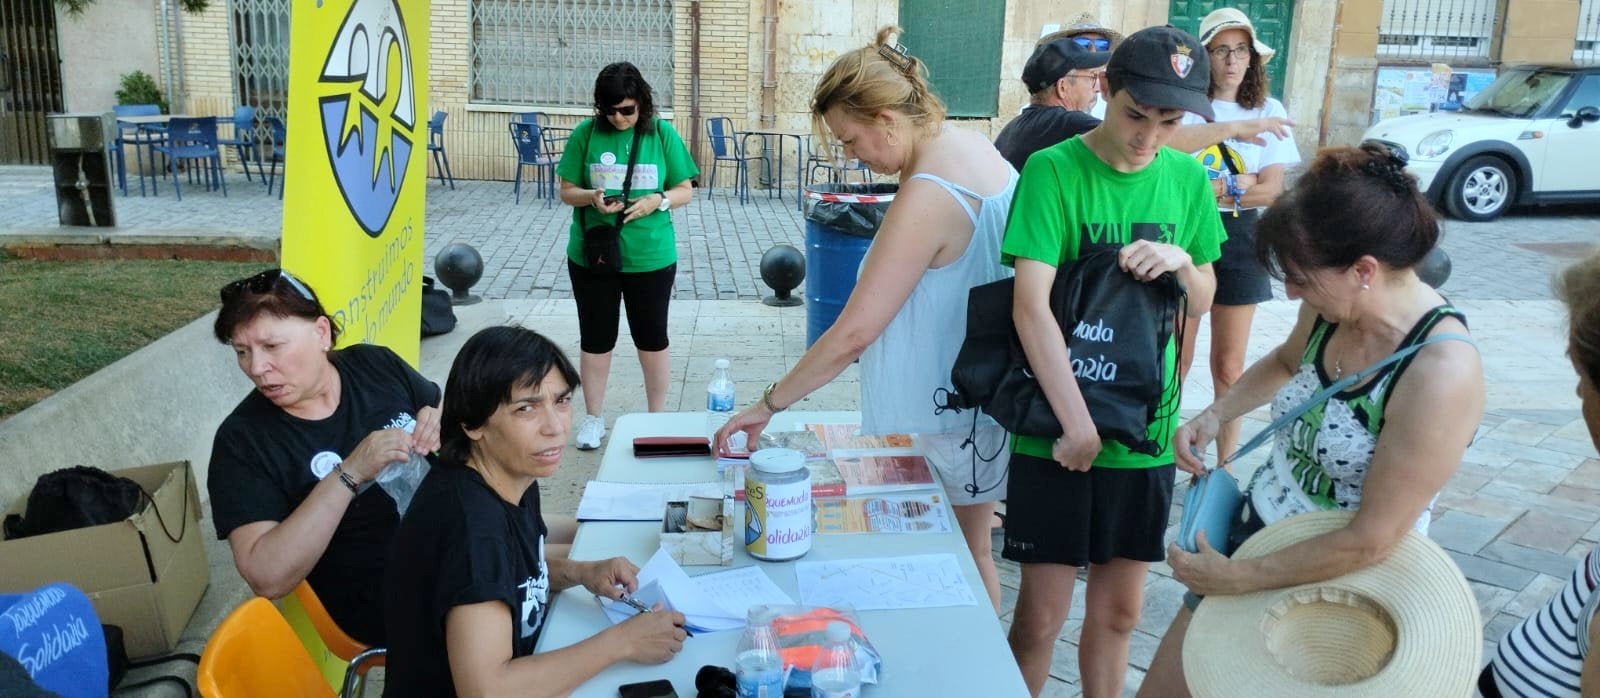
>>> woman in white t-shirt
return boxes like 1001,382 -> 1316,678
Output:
1178,8 -> 1302,463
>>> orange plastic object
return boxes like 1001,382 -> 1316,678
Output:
290,580 -> 372,662
197,597 -> 337,698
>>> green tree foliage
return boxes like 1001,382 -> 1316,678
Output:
115,71 -> 168,113
58,0 -> 209,16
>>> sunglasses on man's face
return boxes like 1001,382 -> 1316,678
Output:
1073,36 -> 1111,52
220,268 -> 314,304
600,104 -> 638,117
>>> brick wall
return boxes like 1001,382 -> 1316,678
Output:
173,4 -> 234,120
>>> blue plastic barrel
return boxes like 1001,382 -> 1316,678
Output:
802,183 -> 896,348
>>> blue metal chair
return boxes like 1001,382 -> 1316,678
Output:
215,106 -> 261,182
111,104 -> 167,197
704,116 -> 765,204
807,139 -> 870,187
263,117 -> 287,200
514,111 -> 545,126
427,110 -> 455,189
510,122 -> 557,206
152,116 -> 227,201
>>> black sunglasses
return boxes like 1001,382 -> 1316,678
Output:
600,104 -> 637,117
220,268 -> 314,304
1073,36 -> 1111,51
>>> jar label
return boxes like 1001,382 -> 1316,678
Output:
744,475 -> 812,559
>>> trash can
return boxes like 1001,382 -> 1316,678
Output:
47,113 -> 117,227
802,182 -> 896,348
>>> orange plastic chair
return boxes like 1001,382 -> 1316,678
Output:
286,580 -> 386,696
197,597 -> 336,698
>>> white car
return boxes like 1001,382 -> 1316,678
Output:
1363,66 -> 1600,221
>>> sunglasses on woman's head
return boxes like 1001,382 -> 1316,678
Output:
220,268 -> 314,304
1073,36 -> 1111,51
600,104 -> 637,117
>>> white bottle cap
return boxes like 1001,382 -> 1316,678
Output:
825,621 -> 851,642
714,358 -> 730,369
749,447 -> 806,473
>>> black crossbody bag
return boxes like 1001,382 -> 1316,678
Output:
579,125 -> 645,275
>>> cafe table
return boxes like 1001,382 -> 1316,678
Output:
536,411 -> 1029,697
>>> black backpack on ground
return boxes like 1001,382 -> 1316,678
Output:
421,276 -> 457,337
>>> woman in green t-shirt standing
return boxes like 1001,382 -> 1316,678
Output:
556,62 -> 698,451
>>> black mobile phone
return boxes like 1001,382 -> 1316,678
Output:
604,194 -> 626,206
617,679 -> 678,698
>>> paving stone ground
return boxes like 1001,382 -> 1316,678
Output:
4,163 -> 1599,696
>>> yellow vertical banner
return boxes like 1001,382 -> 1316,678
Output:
281,0 -> 429,366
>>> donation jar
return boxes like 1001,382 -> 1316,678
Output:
802,182 -> 897,348
744,448 -> 812,561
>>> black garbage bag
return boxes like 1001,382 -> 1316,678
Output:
802,182 -> 898,238
2,465 -> 146,540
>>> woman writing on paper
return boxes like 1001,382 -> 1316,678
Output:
383,326 -> 685,697
1137,144 -> 1484,697
713,26 -> 1016,612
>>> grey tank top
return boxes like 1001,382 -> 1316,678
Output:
860,170 -> 1017,436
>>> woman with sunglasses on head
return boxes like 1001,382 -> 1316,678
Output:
556,61 -> 698,452
1176,8 -> 1302,465
206,268 -> 441,645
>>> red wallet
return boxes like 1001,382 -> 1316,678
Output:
632,436 -> 712,458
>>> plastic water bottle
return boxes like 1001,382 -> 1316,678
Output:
810,621 -> 861,698
707,358 -> 735,439
735,607 -> 784,697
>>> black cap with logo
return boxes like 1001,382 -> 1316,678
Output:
1105,25 -> 1214,121
1021,38 -> 1112,94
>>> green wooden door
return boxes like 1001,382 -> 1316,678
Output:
899,0 -> 1005,118
1168,0 -> 1294,99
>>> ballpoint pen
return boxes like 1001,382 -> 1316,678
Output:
615,594 -> 694,637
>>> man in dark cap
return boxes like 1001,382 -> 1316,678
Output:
994,37 -> 1109,173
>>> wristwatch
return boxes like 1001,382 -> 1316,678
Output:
761,382 -> 785,413
656,193 -> 671,213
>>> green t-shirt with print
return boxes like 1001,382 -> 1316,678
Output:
1000,136 -> 1225,468
556,118 -> 698,273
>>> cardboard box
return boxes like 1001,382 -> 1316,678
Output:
660,496 -> 734,566
0,461 -> 209,658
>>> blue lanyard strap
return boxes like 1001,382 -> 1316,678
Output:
1222,332 -> 1477,466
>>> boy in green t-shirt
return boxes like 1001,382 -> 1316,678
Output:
999,26 -> 1225,697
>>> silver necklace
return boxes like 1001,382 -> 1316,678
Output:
1333,357 -> 1344,380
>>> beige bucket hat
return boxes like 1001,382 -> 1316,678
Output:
1198,7 -> 1277,62
1040,12 -> 1123,48
1184,511 -> 1481,698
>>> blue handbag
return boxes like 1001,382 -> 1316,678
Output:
1176,332 -> 1475,554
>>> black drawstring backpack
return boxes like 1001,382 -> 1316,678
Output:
3,465 -> 145,540
942,247 -> 1186,456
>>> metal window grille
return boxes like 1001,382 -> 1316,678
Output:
470,0 -> 674,108
227,0 -> 291,144
1378,0 -> 1496,63
0,0 -> 65,164
1578,0 -> 1600,65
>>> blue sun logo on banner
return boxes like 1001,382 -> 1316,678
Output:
318,0 -> 416,238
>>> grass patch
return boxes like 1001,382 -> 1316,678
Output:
0,252 -> 269,418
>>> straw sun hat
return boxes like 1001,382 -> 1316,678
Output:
1184,511 -> 1482,697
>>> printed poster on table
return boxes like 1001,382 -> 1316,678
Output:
815,493 -> 953,535
282,0 -> 430,365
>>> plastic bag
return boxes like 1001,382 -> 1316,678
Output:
750,604 -> 881,691
802,183 -> 898,238
376,421 -> 431,517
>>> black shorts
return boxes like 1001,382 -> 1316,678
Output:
1001,453 -> 1175,567
1212,209 -> 1272,306
567,259 -> 676,354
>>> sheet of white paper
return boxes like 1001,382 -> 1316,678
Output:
576,480 -> 724,521
692,565 -> 795,619
596,548 -> 749,633
795,554 -> 978,610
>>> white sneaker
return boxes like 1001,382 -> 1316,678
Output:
576,414 -> 606,450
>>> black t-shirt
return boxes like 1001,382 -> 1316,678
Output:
993,105 -> 1102,174
207,343 -> 441,645
383,465 -> 551,697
